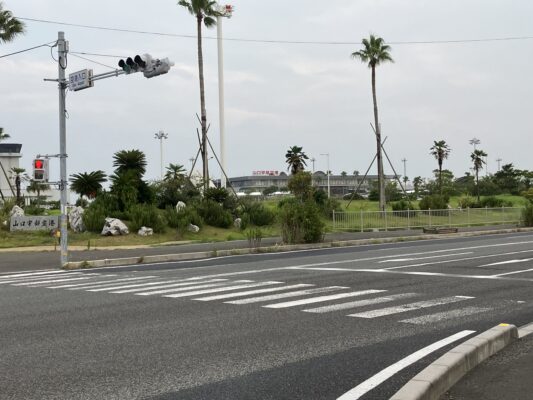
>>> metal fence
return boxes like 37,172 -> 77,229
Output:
332,207 -> 524,231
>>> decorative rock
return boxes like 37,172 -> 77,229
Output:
69,206 -> 86,233
101,218 -> 129,236
10,205 -> 24,217
234,218 -> 242,229
187,223 -> 200,233
137,226 -> 153,236
176,201 -> 186,212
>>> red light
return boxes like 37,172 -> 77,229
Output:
34,159 -> 44,169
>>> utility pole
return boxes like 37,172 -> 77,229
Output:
310,157 -> 316,173
154,130 -> 168,179
401,158 -> 407,183
496,158 -> 502,171
320,153 -> 330,198
57,32 -> 68,267
216,4 -> 233,188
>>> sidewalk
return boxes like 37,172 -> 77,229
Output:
441,332 -> 533,400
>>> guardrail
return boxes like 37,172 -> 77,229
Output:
332,207 -> 524,231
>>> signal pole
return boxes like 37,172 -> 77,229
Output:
57,31 -> 68,267
154,130 -> 168,179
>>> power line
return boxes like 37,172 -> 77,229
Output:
69,53 -> 116,69
18,16 -> 533,46
0,41 -> 56,59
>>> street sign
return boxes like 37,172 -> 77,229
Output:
69,69 -> 93,91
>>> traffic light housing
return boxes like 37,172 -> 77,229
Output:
118,54 -> 173,78
143,57 -> 174,79
33,158 -> 49,182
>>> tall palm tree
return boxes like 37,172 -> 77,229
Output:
352,35 -> 394,212
69,170 -> 107,199
0,127 -> 10,141
0,2 -> 25,44
164,163 -> 187,182
27,180 -> 50,208
112,149 -> 147,177
178,0 -> 221,190
471,149 -> 487,202
10,167 -> 28,205
285,146 -> 309,175
430,140 -> 451,195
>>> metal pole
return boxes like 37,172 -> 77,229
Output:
57,31 -> 68,267
160,137 -> 164,178
321,153 -> 330,198
217,14 -> 227,188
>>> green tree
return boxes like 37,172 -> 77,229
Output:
112,149 -> 147,177
352,34 -> 393,212
413,176 -> 424,197
0,127 -> 10,141
111,150 -> 152,208
164,163 -> 187,183
178,0 -> 221,190
430,140 -> 451,195
285,145 -> 309,175
70,170 -> 107,199
471,149 -> 487,202
10,167 -> 28,205
0,2 -> 24,44
26,180 -> 50,208
287,172 -> 313,201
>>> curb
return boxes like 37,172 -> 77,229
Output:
390,324 -> 519,400
63,227 -> 533,270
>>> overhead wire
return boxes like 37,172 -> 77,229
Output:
0,41 -> 57,59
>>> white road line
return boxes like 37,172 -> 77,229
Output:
478,258 -> 533,267
336,330 -> 475,400
193,284 -> 315,301
400,306 -> 493,325
134,280 -> 254,296
494,267 -> 533,277
0,273 -> 84,285
12,277 -> 93,286
348,296 -> 474,318
225,286 -> 348,305
163,281 -> 284,298
64,276 -> 159,290
46,276 -> 149,289
263,290 -> 387,309
303,293 -> 418,314
110,279 -> 229,294
378,252 -> 473,263
87,280 -> 192,292
0,270 -> 70,280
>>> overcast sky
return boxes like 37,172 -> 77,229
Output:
1,0 -> 532,184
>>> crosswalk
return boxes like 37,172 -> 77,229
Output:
0,269 -> 512,326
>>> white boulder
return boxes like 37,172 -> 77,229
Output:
69,206 -> 86,233
10,205 -> 24,217
137,226 -> 153,236
234,218 -> 242,229
176,201 -> 186,212
101,218 -> 129,236
187,223 -> 200,233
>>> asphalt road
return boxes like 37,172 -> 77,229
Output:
1,231 -> 533,399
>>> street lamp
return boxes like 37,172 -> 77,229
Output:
216,3 -> 233,188
496,158 -> 502,171
154,130 -> 168,179
320,153 -> 330,198
469,137 -> 480,150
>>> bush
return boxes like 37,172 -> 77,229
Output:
0,198 -> 17,231
127,204 -> 166,233
391,200 -> 412,211
343,192 -> 364,200
419,194 -> 449,210
479,196 -> 513,208
196,199 -> 233,228
523,203 -> 533,227
279,198 -> 324,244
166,205 -> 203,232
204,187 -> 229,204
241,201 -> 275,226
457,196 -> 478,209
75,198 -> 89,208
83,206 -> 107,233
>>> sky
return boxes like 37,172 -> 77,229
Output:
1,0 -> 532,185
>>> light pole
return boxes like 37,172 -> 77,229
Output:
154,130 -> 168,179
469,137 -> 480,150
401,158 -> 407,183
496,158 -> 502,171
320,153 -> 330,198
310,157 -> 316,173
216,3 -> 233,188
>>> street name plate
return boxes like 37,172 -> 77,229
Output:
10,216 -> 59,231
69,69 -> 93,91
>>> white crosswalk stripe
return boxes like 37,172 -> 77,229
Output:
263,289 -> 387,309
193,284 -> 315,301
12,276 -> 94,286
400,306 -> 492,325
0,273 -> 85,285
303,293 -> 418,313
110,279 -> 230,294
134,280 -> 255,296
225,286 -> 348,305
0,270 -> 70,280
163,281 -> 285,298
348,296 -> 475,319
64,276 -> 159,290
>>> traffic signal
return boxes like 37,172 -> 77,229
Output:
33,158 -> 49,182
143,57 -> 174,79
118,54 -> 173,78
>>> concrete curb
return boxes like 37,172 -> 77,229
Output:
390,324 -> 519,400
62,227 -> 533,270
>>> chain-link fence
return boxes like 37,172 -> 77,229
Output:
332,207 -> 524,231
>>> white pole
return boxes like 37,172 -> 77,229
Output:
327,155 -> 330,198
58,31 -> 69,268
217,15 -> 226,188
160,137 -> 164,179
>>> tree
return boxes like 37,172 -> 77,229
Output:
0,127 -> 10,141
430,140 -> 451,195
112,149 -> 147,177
285,146 -> 309,175
26,180 -> 50,208
471,149 -> 487,202
0,2 -> 25,44
70,170 -> 107,199
352,34 -> 393,212
10,167 -> 28,205
178,0 -> 221,191
341,171 -> 347,177
164,163 -> 187,183
413,176 -> 424,197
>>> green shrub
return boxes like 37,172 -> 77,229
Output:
523,203 -> 533,227
239,213 -> 250,230
278,198 -> 324,244
419,194 -> 449,210
0,198 -> 16,231
24,205 -> 46,216
204,187 -> 229,204
343,192 -> 364,200
127,204 -> 166,233
196,200 -> 233,228
83,206 -> 107,233
479,196 -> 513,208
313,190 -> 341,217
167,205 -> 204,232
245,227 -> 263,247
391,199 -> 412,211
457,196 -> 478,209
241,201 -> 275,226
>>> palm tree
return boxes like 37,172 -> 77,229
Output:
0,2 -> 25,44
285,146 -> 309,175
178,0 -> 221,190
430,140 -> 451,195
0,127 -> 10,141
112,149 -> 147,177
164,163 -> 187,182
471,149 -> 487,202
10,167 -> 28,205
352,34 -> 394,212
70,170 -> 107,199
27,180 -> 50,208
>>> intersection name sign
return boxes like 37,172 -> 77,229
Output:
69,69 -> 93,91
